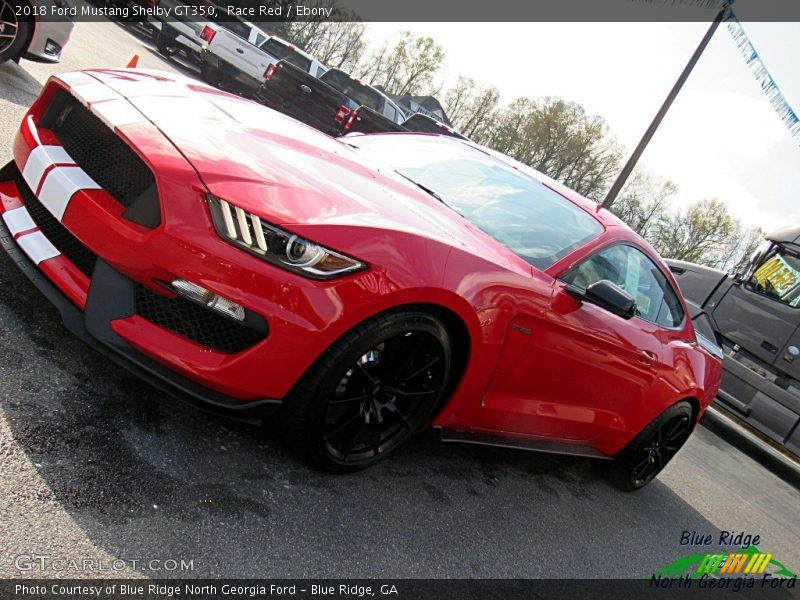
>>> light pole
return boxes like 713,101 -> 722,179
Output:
601,2 -> 732,210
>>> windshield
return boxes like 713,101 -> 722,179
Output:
261,39 -> 312,72
349,136 -> 604,269
321,71 -> 383,112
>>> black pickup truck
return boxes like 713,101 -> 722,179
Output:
254,61 -> 466,139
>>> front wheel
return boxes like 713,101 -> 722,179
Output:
605,400 -> 694,491
281,309 -> 452,472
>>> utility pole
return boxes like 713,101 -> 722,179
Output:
602,2 -> 732,209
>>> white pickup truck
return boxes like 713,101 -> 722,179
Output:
198,22 -> 326,92
150,0 -> 214,62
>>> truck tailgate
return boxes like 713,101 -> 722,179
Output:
209,28 -> 269,83
258,61 -> 351,136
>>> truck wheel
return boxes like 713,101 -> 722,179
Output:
155,29 -> 179,58
281,309 -> 452,473
200,61 -> 222,87
604,400 -> 694,491
0,1 -> 32,65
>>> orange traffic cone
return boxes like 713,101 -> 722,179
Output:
126,54 -> 139,68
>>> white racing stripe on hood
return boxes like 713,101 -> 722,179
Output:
91,99 -> 148,129
71,82 -> 123,106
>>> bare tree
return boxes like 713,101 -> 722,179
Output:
483,97 -> 623,199
712,225 -> 765,273
610,168 -> 678,240
357,31 -> 445,96
443,76 -> 500,137
650,198 -> 738,263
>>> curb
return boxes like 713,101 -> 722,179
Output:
701,405 -> 800,490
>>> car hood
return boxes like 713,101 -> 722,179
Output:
81,69 -> 518,262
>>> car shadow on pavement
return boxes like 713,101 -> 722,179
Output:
0,248 -> 726,579
0,62 -> 44,108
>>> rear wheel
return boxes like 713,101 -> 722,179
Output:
605,400 -> 694,491
0,1 -> 31,65
155,28 -> 180,58
281,309 -> 452,472
200,61 -> 221,86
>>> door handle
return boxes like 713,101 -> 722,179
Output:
761,340 -> 778,354
638,350 -> 657,365
236,48 -> 244,54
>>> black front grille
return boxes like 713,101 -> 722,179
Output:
17,175 -> 98,278
42,91 -> 161,228
135,285 -> 266,354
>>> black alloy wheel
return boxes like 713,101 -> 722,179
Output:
282,309 -> 452,472
606,400 -> 694,491
631,413 -> 692,485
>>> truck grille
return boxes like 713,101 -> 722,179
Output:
16,174 -> 98,278
42,91 -> 161,228
135,285 -> 267,354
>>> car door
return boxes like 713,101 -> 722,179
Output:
483,243 -> 684,442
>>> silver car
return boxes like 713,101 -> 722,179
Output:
1,0 -> 75,64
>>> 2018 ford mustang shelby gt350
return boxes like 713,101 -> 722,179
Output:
0,69 -> 722,489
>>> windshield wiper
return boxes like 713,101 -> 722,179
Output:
393,171 -> 465,217
394,171 -> 443,202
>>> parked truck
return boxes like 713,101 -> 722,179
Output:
150,0 -> 215,63
198,22 -> 326,92
255,60 -> 467,139
665,225 -> 800,458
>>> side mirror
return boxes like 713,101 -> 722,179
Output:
566,280 -> 637,319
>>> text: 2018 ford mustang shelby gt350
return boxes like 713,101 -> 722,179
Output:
0,69 -> 722,489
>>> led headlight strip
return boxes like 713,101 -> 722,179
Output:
207,195 -> 366,279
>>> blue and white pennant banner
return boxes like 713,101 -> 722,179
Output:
726,13 -> 800,143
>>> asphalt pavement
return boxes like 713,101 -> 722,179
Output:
0,19 -> 799,580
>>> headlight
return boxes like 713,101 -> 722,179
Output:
207,195 -> 366,279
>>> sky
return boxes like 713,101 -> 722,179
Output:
366,20 -> 800,233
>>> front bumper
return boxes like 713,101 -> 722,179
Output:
24,16 -> 75,64
3,71 -> 420,424
0,169 -> 279,423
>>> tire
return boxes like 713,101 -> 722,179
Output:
0,1 -> 32,65
281,308 -> 453,473
200,61 -> 221,87
604,400 -> 695,491
155,28 -> 179,58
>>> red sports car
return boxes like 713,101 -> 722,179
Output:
0,69 -> 723,489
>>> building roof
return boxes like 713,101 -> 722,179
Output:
391,94 -> 452,126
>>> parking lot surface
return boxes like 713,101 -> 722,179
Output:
1,20 -> 799,579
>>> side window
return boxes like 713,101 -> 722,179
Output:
562,245 -> 685,327
747,247 -> 800,307
383,103 -> 397,122
254,33 -> 267,47
220,21 -> 251,41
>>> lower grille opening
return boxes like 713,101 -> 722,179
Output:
135,285 -> 267,354
16,175 -> 98,278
